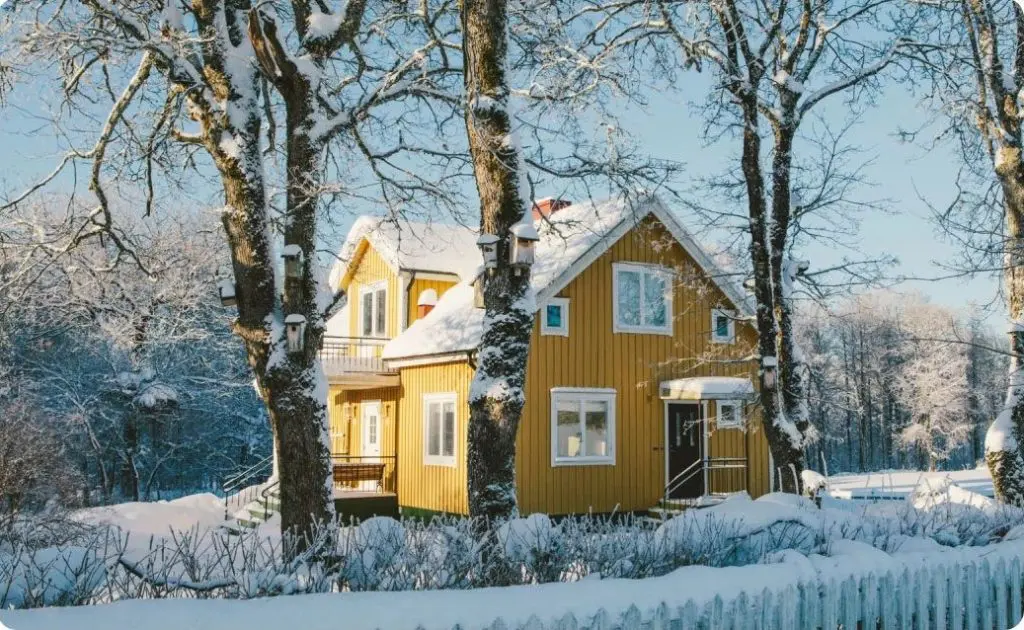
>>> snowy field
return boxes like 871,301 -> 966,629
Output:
826,467 -> 994,501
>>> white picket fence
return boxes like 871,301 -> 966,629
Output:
460,554 -> 1024,629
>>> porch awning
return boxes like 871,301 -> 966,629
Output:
659,377 -> 755,401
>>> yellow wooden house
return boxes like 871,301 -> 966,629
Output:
322,195 -> 772,518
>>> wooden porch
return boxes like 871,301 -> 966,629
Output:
332,454 -> 399,520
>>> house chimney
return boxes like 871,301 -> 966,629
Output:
532,198 -> 572,221
417,288 -> 438,319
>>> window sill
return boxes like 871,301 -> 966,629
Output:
424,456 -> 456,468
614,325 -> 673,336
551,457 -> 616,467
541,328 -> 569,337
710,337 -> 736,344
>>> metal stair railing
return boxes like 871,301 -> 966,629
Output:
222,455 -> 273,520
662,457 -> 749,508
259,479 -> 280,523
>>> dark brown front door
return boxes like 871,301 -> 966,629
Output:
666,403 -> 704,499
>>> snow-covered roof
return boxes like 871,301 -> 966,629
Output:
658,377 -> 755,401
382,194 -> 751,361
328,216 -> 481,289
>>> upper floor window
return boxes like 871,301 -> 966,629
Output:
613,263 -> 673,335
360,282 -> 387,337
541,297 -> 569,336
710,308 -> 735,344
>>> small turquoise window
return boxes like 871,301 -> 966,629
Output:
541,298 -> 569,335
546,304 -> 563,328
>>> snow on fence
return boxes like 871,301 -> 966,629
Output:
370,540 -> 1024,630
6,539 -> 1024,630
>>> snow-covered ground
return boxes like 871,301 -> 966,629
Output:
2,468 -> 1014,628
825,466 -> 994,500
73,493 -> 229,538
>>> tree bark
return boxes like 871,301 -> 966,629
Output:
461,0 -> 533,519
986,159 -> 1024,504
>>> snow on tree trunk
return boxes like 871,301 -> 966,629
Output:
461,0 -> 533,520
741,95 -> 807,495
987,166 -> 1024,504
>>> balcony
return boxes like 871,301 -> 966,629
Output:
319,336 -> 399,389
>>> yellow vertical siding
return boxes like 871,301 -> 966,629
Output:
516,216 -> 770,515
328,386 -> 400,491
705,400 -> 770,495
407,278 -> 457,326
331,215 -> 772,516
345,243 -> 401,339
395,361 -> 474,515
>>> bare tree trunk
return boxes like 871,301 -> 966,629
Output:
735,89 -> 804,492
461,0 -> 533,519
121,413 -> 140,502
987,162 -> 1024,504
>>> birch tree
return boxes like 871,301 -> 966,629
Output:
4,0 -> 459,548
895,301 -> 972,471
902,0 -> 1024,502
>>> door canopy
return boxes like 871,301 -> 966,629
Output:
659,377 -> 755,401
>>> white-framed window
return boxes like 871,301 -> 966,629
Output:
716,400 -> 743,429
360,281 -> 387,337
550,388 -> 616,466
710,308 -> 736,344
541,297 -> 570,336
612,263 -> 673,335
423,392 -> 457,467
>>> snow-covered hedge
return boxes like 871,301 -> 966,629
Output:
1,481 -> 1021,609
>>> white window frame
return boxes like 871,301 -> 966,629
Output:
716,400 -> 744,429
423,392 -> 458,467
550,388 -> 616,467
612,263 -> 674,335
710,308 -> 736,344
360,281 -> 388,338
540,297 -> 570,337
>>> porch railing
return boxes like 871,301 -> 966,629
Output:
332,454 -> 398,495
663,456 -> 748,504
319,336 -> 394,375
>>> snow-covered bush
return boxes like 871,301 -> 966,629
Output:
1,480 -> 1022,609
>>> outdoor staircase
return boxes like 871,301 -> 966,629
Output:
230,484 -> 281,530
220,456 -> 278,534
646,493 -> 732,523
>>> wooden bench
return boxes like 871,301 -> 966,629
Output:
333,462 -> 386,492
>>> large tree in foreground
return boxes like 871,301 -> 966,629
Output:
5,0 -> 459,549
903,0 -> 1024,503
618,0 -> 907,491
461,0 -> 533,519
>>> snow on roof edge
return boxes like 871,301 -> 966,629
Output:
382,194 -> 754,362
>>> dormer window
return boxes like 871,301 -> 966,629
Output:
360,281 -> 387,337
612,263 -> 673,335
711,308 -> 735,344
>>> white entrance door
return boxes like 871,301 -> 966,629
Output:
360,402 -> 382,490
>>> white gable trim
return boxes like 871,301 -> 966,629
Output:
647,196 -> 752,316
535,195 -> 752,317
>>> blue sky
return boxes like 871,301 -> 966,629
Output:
0,68 -> 1001,325
624,80 -> 1000,323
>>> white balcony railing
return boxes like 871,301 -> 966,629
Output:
319,336 -> 394,376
